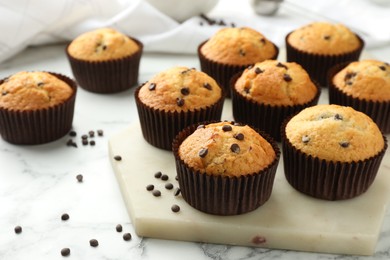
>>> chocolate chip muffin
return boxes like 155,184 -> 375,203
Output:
135,66 -> 224,150
66,27 -> 143,93
198,27 -> 278,97
286,22 -> 364,86
329,60 -> 390,133
231,60 -> 320,141
173,121 -> 280,215
0,71 -> 77,144
282,104 -> 387,200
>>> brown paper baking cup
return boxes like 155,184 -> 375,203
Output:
0,73 -> 77,145
135,86 -> 225,151
281,118 -> 387,200
285,32 -> 364,87
172,122 -> 280,215
198,41 -> 279,98
66,37 -> 143,94
231,72 -> 321,142
328,63 -> 390,134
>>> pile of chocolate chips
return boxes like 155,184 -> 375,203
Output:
66,129 -> 104,148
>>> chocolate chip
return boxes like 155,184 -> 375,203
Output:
244,86 -> 251,94
260,38 -> 266,44
239,49 -> 246,56
152,190 -> 161,197
116,224 -> 123,232
61,248 -> 70,257
171,204 -> 180,213
234,133 -> 244,140
66,139 -> 77,148
102,45 -> 107,50
276,62 -> 288,69
81,134 -> 88,140
1,91 -> 8,96
199,21 -> 204,26
161,174 -> 169,181
180,87 -> 190,95
114,155 -> 122,161
165,183 -> 174,190
154,171 -> 162,178
231,22 -> 236,28
175,175 -> 179,181
148,83 -> 156,91
89,140 -> 95,146
123,233 -> 132,241
283,74 -> 292,82
222,125 -> 232,132
76,174 -> 83,182
197,124 -> 205,129
230,143 -> 240,153
88,131 -> 95,137
176,97 -> 185,107
203,82 -> 212,90
218,20 -> 226,26
199,148 -> 208,158
254,67 -> 264,74
82,139 -> 88,146
379,65 -> 386,71
14,226 -> 22,234
344,72 -> 356,84
89,239 -> 99,247
146,184 -> 154,191
339,141 -> 349,148
334,114 -> 343,120
37,82 -> 44,87
61,213 -> 69,221
97,130 -> 104,136
174,188 -> 181,196
323,35 -> 331,40
302,135 -> 310,144
69,131 -> 77,137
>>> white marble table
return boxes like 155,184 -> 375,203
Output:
0,42 -> 390,260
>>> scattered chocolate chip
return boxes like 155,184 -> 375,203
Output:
148,83 -> 156,91
146,184 -> 154,191
244,86 -> 251,94
199,21 -> 204,26
222,125 -> 232,132
152,190 -> 161,197
161,174 -> 169,181
239,49 -> 246,56
218,20 -> 226,26
154,171 -> 162,178
102,45 -> 107,50
81,134 -> 88,140
37,82 -> 44,87
302,135 -> 310,144
61,248 -> 70,257
254,67 -> 263,74
61,213 -> 69,221
69,131 -> 77,137
230,143 -> 240,153
174,188 -> 181,196
165,183 -> 174,190
82,139 -> 88,146
175,175 -> 179,181
339,141 -> 349,148
180,87 -> 190,95
176,97 -> 185,107
283,74 -> 292,82
344,72 -> 356,83
334,114 -> 343,120
231,22 -> 236,28
89,140 -> 95,146
171,204 -> 180,213
97,130 -> 104,136
66,139 -> 77,148
323,35 -> 331,40
89,239 -> 99,247
88,131 -> 95,137
14,226 -> 22,234
276,62 -> 288,69
199,148 -> 208,158
116,224 -> 123,232
234,133 -> 244,140
197,124 -> 205,129
76,174 -> 83,182
114,155 -> 122,161
260,38 -> 266,44
379,65 -> 386,71
203,82 -> 212,90
123,233 -> 132,241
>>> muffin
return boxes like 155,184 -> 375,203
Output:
329,60 -> 390,133
0,71 -> 77,144
231,60 -> 320,141
282,104 -> 387,200
198,27 -> 278,97
286,22 -> 364,86
66,27 -> 143,93
135,66 -> 224,150
173,121 -> 280,215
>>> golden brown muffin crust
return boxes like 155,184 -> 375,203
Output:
179,122 -> 276,177
0,71 -> 74,111
201,27 -> 277,65
287,22 -> 360,55
332,60 -> 390,101
68,28 -> 139,61
234,60 -> 317,106
138,66 -> 222,112
285,104 -> 384,162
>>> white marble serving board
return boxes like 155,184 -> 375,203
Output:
108,100 -> 390,256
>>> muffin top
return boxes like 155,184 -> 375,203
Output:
287,22 -> 361,55
200,27 -> 277,65
285,104 -> 384,162
138,66 -> 222,112
332,60 -> 390,101
67,28 -> 139,61
178,121 -> 276,177
0,71 -> 74,111
234,60 -> 318,106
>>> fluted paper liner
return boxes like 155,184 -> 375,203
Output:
281,117 -> 387,201
231,72 -> 321,142
0,73 -> 77,145
172,122 -> 280,216
285,32 -> 364,87
135,86 -> 225,151
198,41 -> 279,98
66,37 -> 143,94
328,62 -> 390,134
